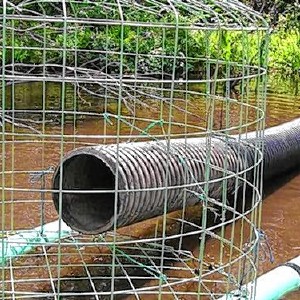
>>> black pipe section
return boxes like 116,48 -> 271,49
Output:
52,118 -> 300,234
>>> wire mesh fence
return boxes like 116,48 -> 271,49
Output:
0,0 -> 269,299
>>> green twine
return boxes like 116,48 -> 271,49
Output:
95,235 -> 167,282
141,119 -> 164,136
103,113 -> 114,125
113,246 -> 167,282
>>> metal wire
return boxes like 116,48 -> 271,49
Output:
0,0 -> 269,298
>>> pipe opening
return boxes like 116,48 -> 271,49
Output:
52,154 -> 115,234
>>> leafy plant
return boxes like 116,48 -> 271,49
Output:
0,0 -> 298,78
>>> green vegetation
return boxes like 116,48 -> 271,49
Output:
241,0 -> 299,29
242,0 -> 300,79
269,29 -> 300,77
0,0 -> 299,79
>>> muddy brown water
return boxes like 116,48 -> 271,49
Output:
0,78 -> 300,299
257,81 -> 300,299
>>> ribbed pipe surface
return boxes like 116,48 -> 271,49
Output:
249,118 -> 300,179
52,118 -> 300,234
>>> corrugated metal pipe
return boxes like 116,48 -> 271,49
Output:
52,118 -> 300,234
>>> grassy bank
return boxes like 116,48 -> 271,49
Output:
0,1 -> 299,79
269,29 -> 300,78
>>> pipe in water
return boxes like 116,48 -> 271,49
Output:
52,118 -> 300,234
218,255 -> 300,300
0,220 -> 71,264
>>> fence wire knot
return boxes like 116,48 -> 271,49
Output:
29,166 -> 55,184
257,228 -> 274,263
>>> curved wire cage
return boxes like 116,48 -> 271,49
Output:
0,0 -> 269,299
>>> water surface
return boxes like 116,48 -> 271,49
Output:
1,77 -> 300,299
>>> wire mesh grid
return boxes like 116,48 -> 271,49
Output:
0,0 -> 269,299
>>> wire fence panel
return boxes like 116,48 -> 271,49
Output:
0,0 -> 268,299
